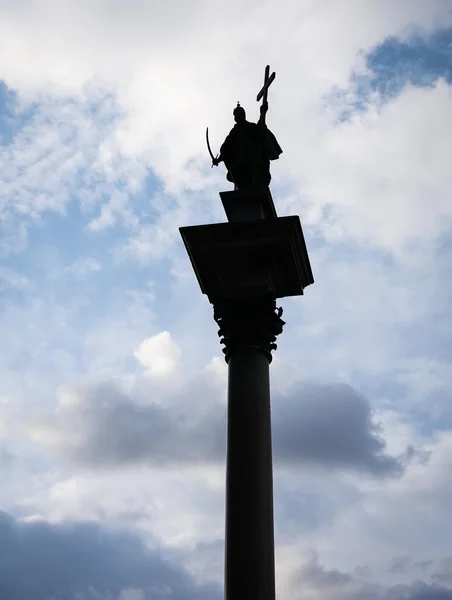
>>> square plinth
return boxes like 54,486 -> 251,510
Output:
220,189 -> 277,223
179,216 -> 314,301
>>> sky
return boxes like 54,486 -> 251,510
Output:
0,1 -> 452,598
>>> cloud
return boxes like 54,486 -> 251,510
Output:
0,510 -> 221,600
0,91 -> 147,257
292,78 -> 452,254
295,430 -> 452,579
28,374 -> 401,476
272,382 -> 402,475
0,266 -> 32,292
285,553 -> 452,600
28,377 -> 225,468
62,258 -> 102,279
433,559 -> 452,588
0,3 -> 450,258
134,332 -> 182,378
2,504 -> 450,600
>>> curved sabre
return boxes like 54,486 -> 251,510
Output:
206,127 -> 218,167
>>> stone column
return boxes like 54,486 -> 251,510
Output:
214,295 -> 285,600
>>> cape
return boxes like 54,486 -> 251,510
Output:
263,126 -> 283,161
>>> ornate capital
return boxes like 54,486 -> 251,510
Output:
213,295 -> 285,363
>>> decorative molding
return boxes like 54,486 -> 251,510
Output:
213,295 -> 285,363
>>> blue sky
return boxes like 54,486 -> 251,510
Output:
1,2 -> 452,599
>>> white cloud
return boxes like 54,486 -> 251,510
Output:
277,550 -> 452,600
0,267 -> 32,291
0,92 -> 147,256
288,79 -> 452,254
119,590 -> 146,600
134,332 -> 182,378
0,0 -> 450,256
62,258 -> 102,278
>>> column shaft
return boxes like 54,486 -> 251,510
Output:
224,349 -> 276,600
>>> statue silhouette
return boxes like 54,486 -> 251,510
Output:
213,102 -> 282,191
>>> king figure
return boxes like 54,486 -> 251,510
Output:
210,66 -> 283,191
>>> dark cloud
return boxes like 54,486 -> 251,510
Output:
31,379 -> 225,467
416,561 -> 435,572
31,378 -> 402,476
388,555 -> 411,574
272,382 -> 402,475
292,555 -> 452,600
432,558 -> 452,587
0,510 -> 221,600
0,443 -> 14,467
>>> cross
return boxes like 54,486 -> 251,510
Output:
256,65 -> 276,124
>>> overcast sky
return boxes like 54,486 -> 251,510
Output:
1,1 -> 452,598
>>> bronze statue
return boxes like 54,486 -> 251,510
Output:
207,66 -> 282,191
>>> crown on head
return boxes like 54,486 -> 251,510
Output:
233,101 -> 245,116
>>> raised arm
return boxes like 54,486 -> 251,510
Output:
258,100 -> 269,126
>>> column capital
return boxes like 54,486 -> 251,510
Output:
213,295 -> 285,363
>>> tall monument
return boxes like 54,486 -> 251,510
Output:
180,66 -> 313,600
